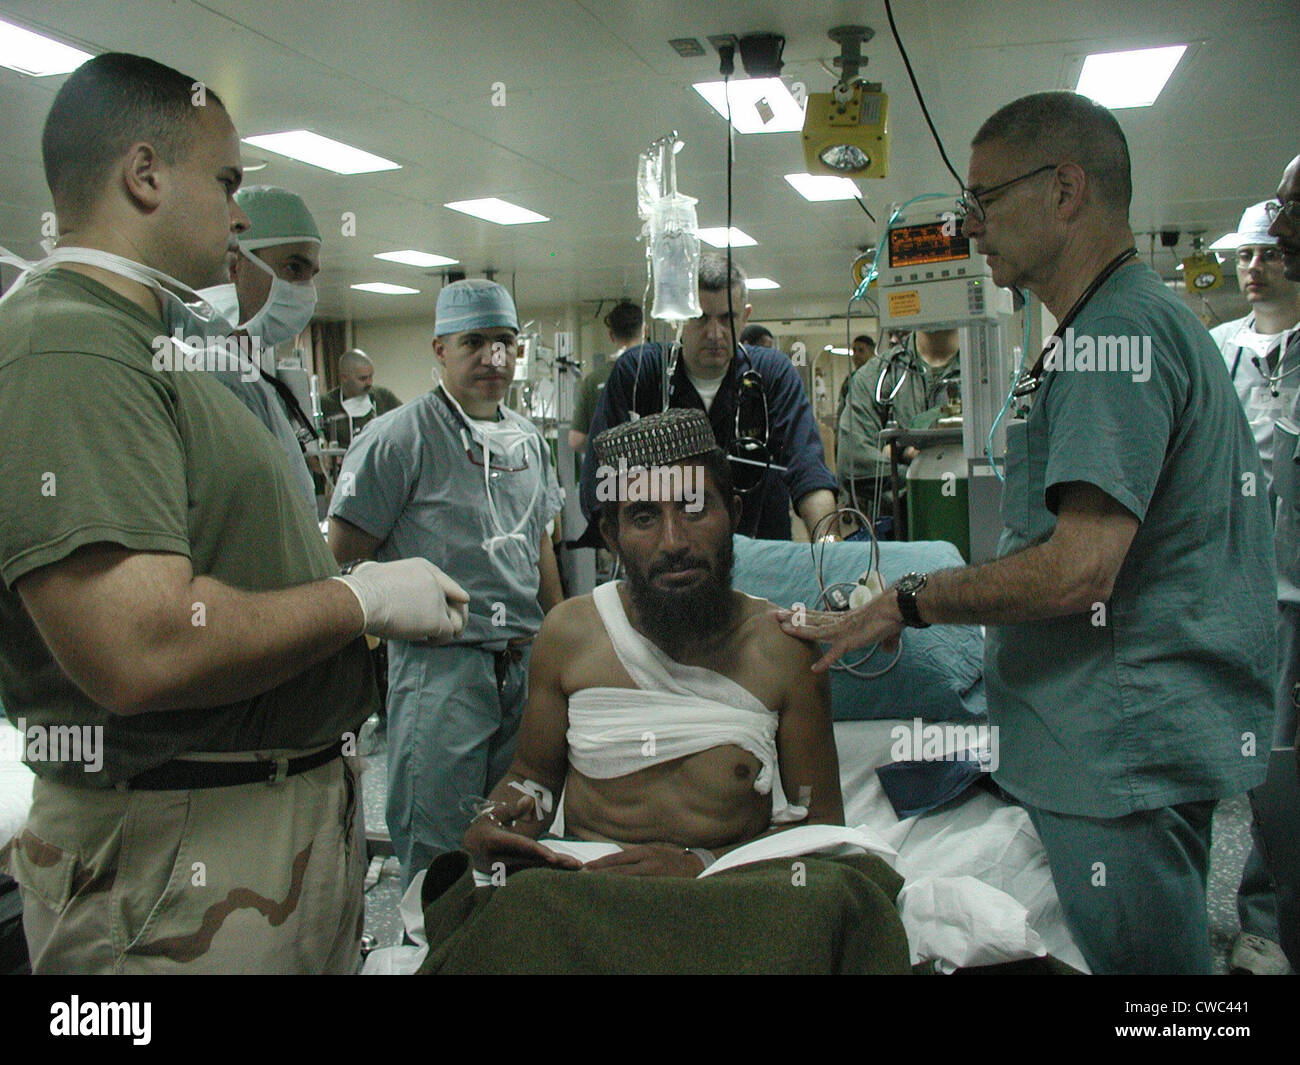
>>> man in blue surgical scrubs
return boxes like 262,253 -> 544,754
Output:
780,92 -> 1276,974
328,279 -> 564,885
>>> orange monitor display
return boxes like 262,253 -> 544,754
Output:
888,222 -> 971,268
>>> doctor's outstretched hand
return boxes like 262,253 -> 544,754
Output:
334,558 -> 470,642
774,591 -> 905,673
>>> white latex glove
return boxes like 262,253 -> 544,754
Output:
333,559 -> 470,642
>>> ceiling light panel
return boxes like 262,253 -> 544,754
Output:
0,19 -> 92,76
692,78 -> 804,134
1075,45 -> 1187,108
242,131 -> 400,174
374,250 -> 459,268
444,198 -> 549,225
697,227 -> 756,248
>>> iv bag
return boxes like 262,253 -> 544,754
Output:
637,151 -> 659,225
649,193 -> 702,322
638,133 -> 700,323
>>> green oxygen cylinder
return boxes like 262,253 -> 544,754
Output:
905,445 -> 970,561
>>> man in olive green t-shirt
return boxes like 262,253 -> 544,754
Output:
320,347 -> 402,451
0,53 -> 467,975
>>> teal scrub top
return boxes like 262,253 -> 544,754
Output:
329,388 -> 563,649
984,263 -> 1276,817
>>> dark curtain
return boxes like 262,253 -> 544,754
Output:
311,320 -> 349,393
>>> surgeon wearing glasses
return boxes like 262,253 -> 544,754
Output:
783,92 -> 1276,975
578,252 -> 840,542
328,279 -> 564,886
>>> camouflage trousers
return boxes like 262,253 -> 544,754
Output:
2,756 -> 364,974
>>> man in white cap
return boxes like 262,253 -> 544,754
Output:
1207,199 -> 1300,975
329,278 -> 564,885
1210,201 -> 1300,490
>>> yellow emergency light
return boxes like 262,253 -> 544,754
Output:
1181,250 -> 1222,292
802,82 -> 890,180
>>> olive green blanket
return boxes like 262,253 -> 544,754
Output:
416,850 -> 911,975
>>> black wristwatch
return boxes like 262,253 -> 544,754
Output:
894,572 -> 930,628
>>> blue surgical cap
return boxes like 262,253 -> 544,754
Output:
434,278 -> 519,337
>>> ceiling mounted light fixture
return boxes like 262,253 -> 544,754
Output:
801,26 -> 890,179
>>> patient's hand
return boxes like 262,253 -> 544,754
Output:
463,821 -> 582,874
581,844 -> 705,879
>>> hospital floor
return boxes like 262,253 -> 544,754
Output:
357,715 -> 1261,974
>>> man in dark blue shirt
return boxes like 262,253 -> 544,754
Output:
579,254 -> 838,541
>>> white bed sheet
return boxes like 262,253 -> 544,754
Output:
835,719 -> 1087,971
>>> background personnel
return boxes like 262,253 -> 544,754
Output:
321,348 -> 401,451
569,301 -> 644,456
837,328 -> 960,522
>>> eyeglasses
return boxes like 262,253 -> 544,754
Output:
1236,246 -> 1283,265
956,164 -> 1058,224
459,429 -> 531,473
1264,200 -> 1300,227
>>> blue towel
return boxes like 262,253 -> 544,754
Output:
876,757 -> 986,820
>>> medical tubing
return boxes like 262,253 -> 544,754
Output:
720,70 -> 768,538
807,509 -> 900,680
986,297 -> 1032,482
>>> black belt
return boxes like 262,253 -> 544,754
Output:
128,743 -> 343,791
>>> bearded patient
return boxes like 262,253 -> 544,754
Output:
463,408 -> 844,877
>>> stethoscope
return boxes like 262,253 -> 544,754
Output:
1227,318 -> 1300,398
873,341 -> 960,412
1008,246 -> 1139,416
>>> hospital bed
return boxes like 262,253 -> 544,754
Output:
735,534 -> 1084,971
367,536 -> 1086,974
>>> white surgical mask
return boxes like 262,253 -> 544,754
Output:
341,392 -> 374,417
440,384 -> 541,558
196,245 -> 317,348
0,244 -> 234,339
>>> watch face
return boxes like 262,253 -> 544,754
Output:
897,572 -> 925,595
